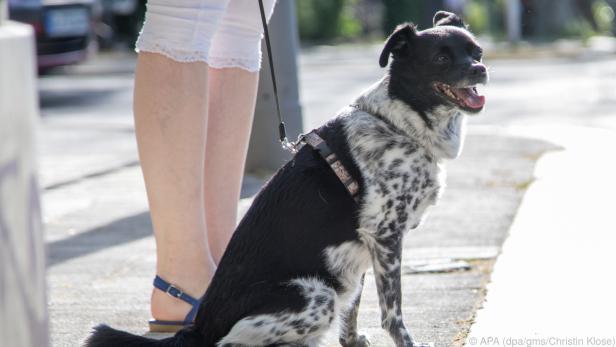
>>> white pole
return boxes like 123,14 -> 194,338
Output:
505,0 -> 522,43
0,0 -> 8,24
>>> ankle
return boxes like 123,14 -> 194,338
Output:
151,265 -> 215,321
151,287 -> 194,321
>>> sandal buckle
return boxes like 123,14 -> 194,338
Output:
165,284 -> 183,299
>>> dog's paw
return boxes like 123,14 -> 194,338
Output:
341,334 -> 370,347
411,342 -> 434,347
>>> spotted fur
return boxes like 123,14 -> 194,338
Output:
217,279 -> 337,347
344,78 -> 451,347
85,11 -> 486,347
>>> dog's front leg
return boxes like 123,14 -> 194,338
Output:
370,237 -> 421,347
339,274 -> 369,347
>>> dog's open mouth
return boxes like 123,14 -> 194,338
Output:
433,82 -> 485,112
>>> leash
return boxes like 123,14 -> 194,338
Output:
258,2 -> 359,203
258,0 -> 299,153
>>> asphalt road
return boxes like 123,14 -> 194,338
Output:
39,46 -> 616,346
38,47 -> 616,190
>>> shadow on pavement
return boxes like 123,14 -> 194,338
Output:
39,88 -> 119,110
47,211 -> 152,267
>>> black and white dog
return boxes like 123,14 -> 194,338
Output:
86,11 -> 487,347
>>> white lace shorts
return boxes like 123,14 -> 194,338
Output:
135,0 -> 277,72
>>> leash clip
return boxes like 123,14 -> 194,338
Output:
281,138 -> 298,154
280,133 -> 306,154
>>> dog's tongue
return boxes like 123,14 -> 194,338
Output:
452,87 -> 485,109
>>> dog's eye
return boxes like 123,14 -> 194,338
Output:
472,48 -> 483,61
434,54 -> 450,64
474,52 -> 483,61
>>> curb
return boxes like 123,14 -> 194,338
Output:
467,125 -> 616,344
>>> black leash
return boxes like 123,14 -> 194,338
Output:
257,1 -> 360,203
258,0 -> 298,153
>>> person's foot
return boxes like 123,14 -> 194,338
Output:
151,288 -> 200,323
150,264 -> 215,323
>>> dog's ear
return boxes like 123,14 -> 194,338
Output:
379,23 -> 417,68
433,11 -> 467,28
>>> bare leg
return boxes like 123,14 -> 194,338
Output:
203,67 -> 259,263
134,52 -> 217,322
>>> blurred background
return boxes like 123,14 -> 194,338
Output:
7,0 -> 616,71
2,1 -> 616,346
7,0 -> 616,174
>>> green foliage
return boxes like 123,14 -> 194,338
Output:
561,18 -> 596,40
465,0 -> 489,34
382,0 -> 420,35
339,2 -> 362,38
483,0 -> 507,38
553,0 -> 616,39
297,0 -> 361,42
592,0 -> 616,34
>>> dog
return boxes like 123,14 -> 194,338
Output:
85,10 -> 488,347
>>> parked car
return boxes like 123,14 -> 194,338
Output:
9,0 -> 96,71
97,0 -> 145,48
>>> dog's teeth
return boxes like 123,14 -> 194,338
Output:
437,84 -> 463,102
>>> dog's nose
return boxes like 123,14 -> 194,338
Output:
471,64 -> 487,77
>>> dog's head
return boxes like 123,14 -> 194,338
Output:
379,11 -> 488,115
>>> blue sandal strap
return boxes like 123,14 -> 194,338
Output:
153,275 -> 201,323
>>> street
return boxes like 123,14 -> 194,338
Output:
38,48 -> 616,192
40,46 -> 616,346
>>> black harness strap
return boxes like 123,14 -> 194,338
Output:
303,132 -> 360,203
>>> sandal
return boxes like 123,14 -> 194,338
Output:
148,275 -> 201,333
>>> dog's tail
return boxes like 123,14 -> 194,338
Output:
84,324 -> 205,347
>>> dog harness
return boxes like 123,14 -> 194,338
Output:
302,131 -> 360,204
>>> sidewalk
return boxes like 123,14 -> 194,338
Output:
40,43 -> 616,347
479,36 -> 616,60
44,129 -> 551,347
467,126 -> 616,346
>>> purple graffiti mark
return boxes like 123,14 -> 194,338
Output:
0,159 -> 48,347
0,159 -> 18,342
0,159 -> 18,239
27,175 -> 49,347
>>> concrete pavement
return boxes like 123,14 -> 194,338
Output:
39,44 -> 616,347
44,131 -> 549,347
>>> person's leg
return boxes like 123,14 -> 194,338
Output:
134,52 -> 217,322
203,67 -> 259,263
203,0 -> 277,263
134,0 -> 231,323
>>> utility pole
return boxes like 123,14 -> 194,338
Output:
246,0 -> 303,172
0,0 -> 5,23
0,0 -> 7,24
505,0 -> 522,43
